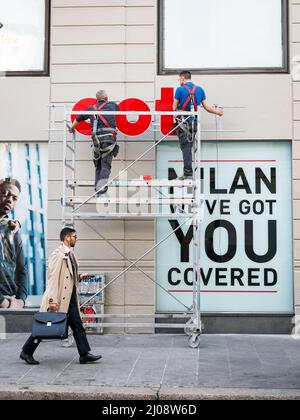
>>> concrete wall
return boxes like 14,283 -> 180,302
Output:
0,77 -> 50,142
47,0 -> 297,329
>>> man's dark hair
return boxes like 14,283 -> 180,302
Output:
60,227 -> 76,242
180,71 -> 192,80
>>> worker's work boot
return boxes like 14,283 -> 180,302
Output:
177,174 -> 193,181
96,187 -> 108,197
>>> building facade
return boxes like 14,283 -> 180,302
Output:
0,0 -> 299,333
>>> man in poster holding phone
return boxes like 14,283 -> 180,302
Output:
0,178 -> 27,310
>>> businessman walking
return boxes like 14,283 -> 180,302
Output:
20,227 -> 102,365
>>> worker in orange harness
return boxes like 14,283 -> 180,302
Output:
173,71 -> 224,180
69,90 -> 119,196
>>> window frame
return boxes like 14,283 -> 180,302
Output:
158,0 -> 289,75
1,0 -> 50,77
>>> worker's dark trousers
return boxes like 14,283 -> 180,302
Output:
22,287 -> 91,357
94,153 -> 113,192
178,127 -> 194,177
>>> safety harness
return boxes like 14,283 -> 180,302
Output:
92,102 -> 118,161
182,84 -> 198,112
175,83 -> 198,143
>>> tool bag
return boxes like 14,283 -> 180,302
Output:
174,84 -> 198,143
32,312 -> 68,340
92,103 -> 119,161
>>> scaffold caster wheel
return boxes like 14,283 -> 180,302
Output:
184,319 -> 194,336
188,334 -> 201,349
61,332 -> 74,348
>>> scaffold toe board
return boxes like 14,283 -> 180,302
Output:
83,323 -> 186,329
66,197 -> 197,205
66,179 -> 196,188
64,212 -> 196,219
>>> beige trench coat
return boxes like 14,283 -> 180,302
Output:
40,244 -> 80,314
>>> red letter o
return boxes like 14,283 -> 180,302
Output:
116,98 -> 151,137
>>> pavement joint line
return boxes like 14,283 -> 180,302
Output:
16,365 -> 37,385
196,346 -> 200,383
253,340 -> 270,375
283,345 -> 296,369
225,339 -> 232,378
125,350 -> 143,386
51,356 -> 77,385
90,346 -> 118,383
159,336 -> 174,386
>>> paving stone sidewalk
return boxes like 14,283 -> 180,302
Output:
0,333 -> 299,399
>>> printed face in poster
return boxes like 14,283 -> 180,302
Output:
156,141 -> 293,313
0,180 -> 27,309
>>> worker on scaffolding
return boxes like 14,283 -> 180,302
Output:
173,71 -> 224,180
69,90 -> 119,196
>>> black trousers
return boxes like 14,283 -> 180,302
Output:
177,121 -> 197,176
23,287 -> 91,357
94,152 -> 113,191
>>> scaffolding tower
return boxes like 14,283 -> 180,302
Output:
50,105 -> 242,348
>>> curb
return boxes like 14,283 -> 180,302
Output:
0,385 -> 300,400
159,386 -> 300,400
0,385 -> 158,400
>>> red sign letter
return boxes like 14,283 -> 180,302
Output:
71,98 -> 96,136
116,98 -> 151,137
155,88 -> 175,136
71,90 -> 174,138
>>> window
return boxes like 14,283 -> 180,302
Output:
158,0 -> 288,74
0,0 -> 50,76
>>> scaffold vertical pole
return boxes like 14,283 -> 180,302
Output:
70,127 -> 76,227
62,105 -> 67,226
188,107 -> 203,348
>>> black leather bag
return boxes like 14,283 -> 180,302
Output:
32,312 -> 68,340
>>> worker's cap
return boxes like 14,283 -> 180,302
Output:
0,178 -> 21,193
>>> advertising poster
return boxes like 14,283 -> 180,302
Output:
0,143 -> 47,303
156,141 -> 293,313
